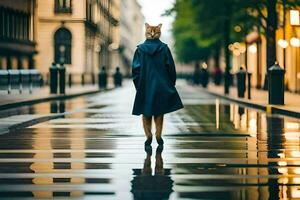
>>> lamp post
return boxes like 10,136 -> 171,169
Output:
278,39 -> 289,67
290,39 -> 300,92
283,0 -> 287,70
290,9 -> 300,93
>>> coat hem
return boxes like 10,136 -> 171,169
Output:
132,105 -> 184,117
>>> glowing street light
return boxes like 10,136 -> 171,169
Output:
290,37 -> 300,47
278,39 -> 289,49
248,44 -> 257,54
228,42 -> 246,56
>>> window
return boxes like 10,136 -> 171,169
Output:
54,28 -> 72,64
86,0 -> 93,22
55,0 -> 72,13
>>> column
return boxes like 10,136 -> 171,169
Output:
0,56 -> 2,70
28,55 -> 35,69
17,55 -> 23,70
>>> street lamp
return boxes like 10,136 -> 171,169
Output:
290,37 -> 300,48
290,10 -> 300,93
278,39 -> 289,70
228,42 -> 246,65
278,39 -> 289,49
248,44 -> 257,54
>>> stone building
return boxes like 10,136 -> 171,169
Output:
35,0 -> 119,82
0,0 -> 36,70
119,0 -> 144,76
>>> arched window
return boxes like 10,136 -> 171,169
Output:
54,27 -> 72,64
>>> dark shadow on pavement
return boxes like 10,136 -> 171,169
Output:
131,146 -> 174,200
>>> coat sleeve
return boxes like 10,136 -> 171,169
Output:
132,48 -> 141,90
165,46 -> 176,86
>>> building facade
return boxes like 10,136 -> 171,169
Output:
0,0 -> 36,70
229,8 -> 300,93
35,0 -> 119,82
119,0 -> 144,76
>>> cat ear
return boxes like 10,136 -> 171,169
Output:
158,23 -> 162,28
145,23 -> 150,28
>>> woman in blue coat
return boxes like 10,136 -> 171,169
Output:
132,23 -> 183,146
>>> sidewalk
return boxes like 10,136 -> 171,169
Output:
201,84 -> 300,118
0,84 -> 100,110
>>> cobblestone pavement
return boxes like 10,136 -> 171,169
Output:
0,81 -> 300,200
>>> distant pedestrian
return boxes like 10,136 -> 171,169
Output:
193,62 -> 201,85
200,63 -> 209,88
132,23 -> 183,146
113,67 -> 123,87
98,66 -> 107,89
213,67 -> 222,85
236,66 -> 246,98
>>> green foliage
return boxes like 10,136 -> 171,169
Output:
168,0 -> 300,64
171,0 -> 212,63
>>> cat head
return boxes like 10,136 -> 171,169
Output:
145,23 -> 162,39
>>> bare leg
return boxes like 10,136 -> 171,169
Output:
155,146 -> 164,175
142,115 -> 152,145
154,115 -> 164,145
142,146 -> 152,175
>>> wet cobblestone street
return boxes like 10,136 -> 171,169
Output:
1,81 -> 300,200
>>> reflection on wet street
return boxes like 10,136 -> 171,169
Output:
0,81 -> 300,199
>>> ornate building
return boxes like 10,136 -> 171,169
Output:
0,0 -> 36,70
35,0 -> 119,82
119,0 -> 144,76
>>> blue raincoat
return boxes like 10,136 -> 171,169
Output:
132,39 -> 184,116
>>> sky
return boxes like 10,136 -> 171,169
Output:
137,0 -> 175,44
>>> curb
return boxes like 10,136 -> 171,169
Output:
0,113 -> 64,135
0,87 -> 116,134
0,88 -> 108,111
201,88 -> 300,119
8,114 -> 63,131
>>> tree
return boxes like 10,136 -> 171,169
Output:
170,0 -> 211,64
168,0 -> 300,92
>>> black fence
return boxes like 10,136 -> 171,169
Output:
0,69 -> 42,94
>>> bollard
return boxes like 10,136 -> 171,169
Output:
247,72 -> 252,99
200,67 -> 209,88
91,73 -> 95,85
49,62 -> 58,94
58,63 -> 66,94
113,67 -> 123,87
68,74 -> 72,88
236,67 -> 246,98
81,74 -> 85,86
98,66 -> 107,89
268,62 -> 285,105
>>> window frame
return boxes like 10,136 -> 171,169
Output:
54,0 -> 72,14
54,27 -> 72,64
